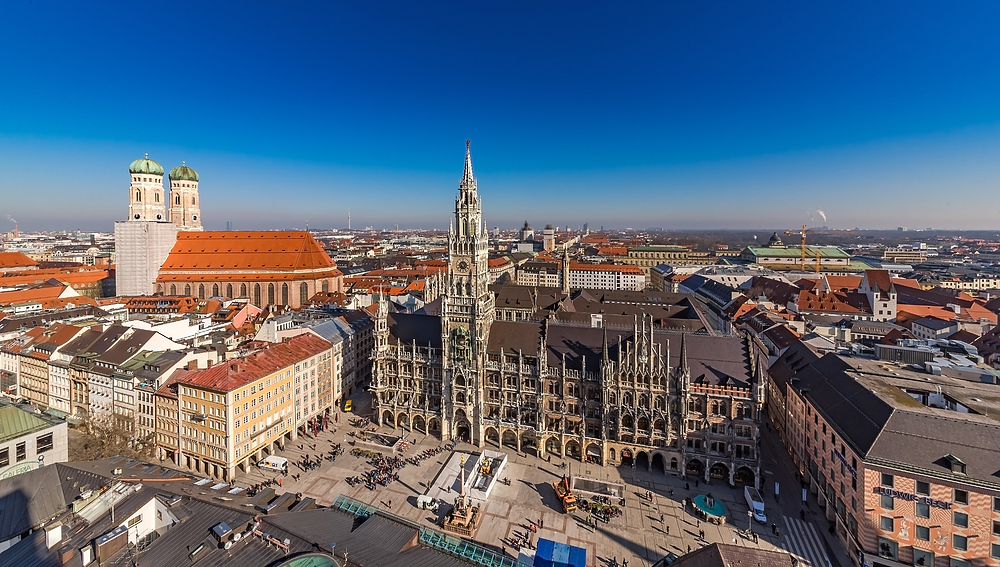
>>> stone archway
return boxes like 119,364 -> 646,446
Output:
456,420 -> 471,443
521,431 -> 539,457
428,417 -> 441,435
620,448 -> 634,468
545,437 -> 562,457
710,462 -> 730,481
670,457 -> 679,472
398,413 -> 410,430
485,427 -> 500,447
413,415 -> 426,434
565,440 -> 581,460
686,458 -> 704,477
502,430 -> 518,449
636,451 -> 650,470
382,410 -> 395,427
735,466 -> 755,487
585,443 -> 602,465
651,452 -> 665,473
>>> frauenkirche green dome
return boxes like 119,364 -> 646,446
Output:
129,154 -> 164,176
169,162 -> 199,182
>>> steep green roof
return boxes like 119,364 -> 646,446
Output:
169,162 -> 199,182
129,154 -> 164,176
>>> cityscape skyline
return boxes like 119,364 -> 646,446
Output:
3,2 -> 1000,232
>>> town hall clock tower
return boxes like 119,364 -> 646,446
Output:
440,141 -> 495,444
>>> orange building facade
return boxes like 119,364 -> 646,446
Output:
155,231 -> 343,308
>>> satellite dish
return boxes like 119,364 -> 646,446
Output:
232,532 -> 242,541
224,540 -> 233,550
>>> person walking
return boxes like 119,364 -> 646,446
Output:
660,513 -> 664,523
665,525 -> 670,535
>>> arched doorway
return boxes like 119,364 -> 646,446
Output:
686,458 -> 704,477
710,462 -> 730,481
398,413 -> 410,430
456,420 -> 470,443
670,457 -> 679,471
413,415 -> 426,434
565,440 -> 581,460
521,432 -> 538,457
485,427 -> 500,447
502,430 -> 518,449
735,466 -> 755,487
428,418 -> 441,435
651,453 -> 665,473
585,443 -> 602,464
545,437 -> 561,457
382,410 -> 395,427
620,448 -> 634,468
636,451 -> 650,470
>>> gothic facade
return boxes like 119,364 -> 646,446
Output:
371,142 -> 767,486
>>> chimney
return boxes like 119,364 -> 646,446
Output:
207,359 -> 214,368
58,546 -> 74,565
187,360 -> 199,370
46,523 -> 63,549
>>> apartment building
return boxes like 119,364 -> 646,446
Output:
157,334 -> 332,480
778,354 -> 1000,567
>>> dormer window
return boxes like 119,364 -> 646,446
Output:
945,454 -> 967,475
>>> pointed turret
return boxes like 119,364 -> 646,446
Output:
460,139 -> 476,196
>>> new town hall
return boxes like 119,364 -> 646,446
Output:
372,142 -> 767,487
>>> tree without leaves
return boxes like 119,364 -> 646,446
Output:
69,414 -> 155,462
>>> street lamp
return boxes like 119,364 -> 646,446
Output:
748,510 -> 752,531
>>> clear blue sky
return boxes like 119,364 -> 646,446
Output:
2,1 -> 1000,232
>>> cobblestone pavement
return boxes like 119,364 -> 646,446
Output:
234,415 -> 802,567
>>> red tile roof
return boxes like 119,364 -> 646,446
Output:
0,252 -> 38,271
169,334 -> 332,393
157,231 -> 342,282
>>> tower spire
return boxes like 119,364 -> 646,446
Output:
461,139 -> 476,194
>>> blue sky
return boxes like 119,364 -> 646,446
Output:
2,1 -> 999,232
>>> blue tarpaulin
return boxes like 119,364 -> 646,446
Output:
533,538 -> 586,567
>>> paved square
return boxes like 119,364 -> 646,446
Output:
237,421 -> 795,566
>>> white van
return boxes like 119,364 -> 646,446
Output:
259,456 -> 288,473
745,486 -> 767,523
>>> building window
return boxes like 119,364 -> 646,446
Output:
128,514 -> 142,527
880,473 -> 893,487
0,448 -> 8,467
954,489 -> 968,505
916,481 -> 930,495
994,496 -> 1000,512
36,433 -> 53,453
992,543 -> 1000,560
953,534 -> 967,551
912,548 -> 933,566
879,516 -> 893,531
916,502 -> 930,518
15,442 -> 26,462
993,520 -> 1000,536
880,493 -> 894,510
953,511 -> 968,528
915,525 -> 930,541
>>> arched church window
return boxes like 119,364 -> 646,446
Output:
154,193 -> 159,202
300,282 -> 308,305
192,196 -> 197,205
212,284 -> 219,297
226,284 -> 233,298
170,285 -> 176,295
184,284 -> 191,296
321,280 -> 329,293
253,284 -> 261,306
281,283 -> 289,305
136,191 -> 141,202
175,195 -> 180,205
267,284 -> 275,305
241,283 -> 248,297
198,284 -> 205,299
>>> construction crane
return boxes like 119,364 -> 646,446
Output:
783,225 -> 808,271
